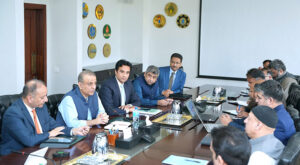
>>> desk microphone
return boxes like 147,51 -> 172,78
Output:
12,150 -> 56,165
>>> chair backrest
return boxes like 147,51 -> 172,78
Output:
45,94 -> 65,119
294,75 -> 300,85
278,132 -> 300,165
0,94 -> 21,140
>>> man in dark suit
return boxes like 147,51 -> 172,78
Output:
100,60 -> 141,116
158,53 -> 186,97
0,80 -> 89,155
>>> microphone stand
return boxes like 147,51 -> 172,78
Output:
12,150 -> 56,165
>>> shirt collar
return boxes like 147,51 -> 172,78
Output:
23,101 -> 34,114
169,67 -> 177,74
115,76 -> 124,86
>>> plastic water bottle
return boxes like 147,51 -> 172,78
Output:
132,108 -> 140,132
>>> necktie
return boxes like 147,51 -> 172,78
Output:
168,72 -> 175,89
120,84 -> 126,106
32,109 -> 42,134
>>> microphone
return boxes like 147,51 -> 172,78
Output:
12,150 -> 56,165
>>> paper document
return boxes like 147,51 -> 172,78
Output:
24,147 -> 48,165
104,121 -> 131,131
223,109 -> 238,116
137,108 -> 162,116
162,155 -> 208,165
227,100 -> 248,106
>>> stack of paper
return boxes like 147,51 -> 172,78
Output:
137,108 -> 162,116
162,155 -> 208,165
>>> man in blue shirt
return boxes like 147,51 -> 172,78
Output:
56,70 -> 109,128
133,65 -> 173,106
158,53 -> 186,97
254,80 -> 295,145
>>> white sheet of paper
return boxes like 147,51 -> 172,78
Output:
24,147 -> 48,165
237,100 -> 248,106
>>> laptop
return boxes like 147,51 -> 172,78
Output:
185,100 -> 218,122
169,93 -> 192,100
185,99 -> 222,133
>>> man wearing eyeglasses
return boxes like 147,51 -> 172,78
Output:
158,53 -> 186,97
56,70 -> 109,128
133,65 -> 173,106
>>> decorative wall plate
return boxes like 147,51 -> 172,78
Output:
82,2 -> 88,18
165,2 -> 177,17
88,44 -> 96,59
103,24 -> 111,39
153,14 -> 166,28
177,14 -> 190,28
95,4 -> 104,20
87,24 -> 96,39
103,43 -> 111,57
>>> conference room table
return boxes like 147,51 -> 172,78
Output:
0,84 -> 247,165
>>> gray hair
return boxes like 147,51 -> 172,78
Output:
269,59 -> 286,72
78,70 -> 96,83
145,65 -> 160,76
22,79 -> 46,98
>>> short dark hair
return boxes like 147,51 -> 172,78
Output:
115,59 -> 132,71
254,80 -> 284,102
263,60 -> 272,65
246,68 -> 265,80
170,53 -> 183,62
269,59 -> 286,72
78,70 -> 96,83
211,126 -> 251,165
22,79 -> 46,98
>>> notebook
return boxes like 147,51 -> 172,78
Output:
40,136 -> 85,148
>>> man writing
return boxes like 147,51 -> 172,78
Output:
0,80 -> 89,155
56,70 -> 109,127
133,65 -> 173,106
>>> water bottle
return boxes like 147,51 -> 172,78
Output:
132,108 -> 140,132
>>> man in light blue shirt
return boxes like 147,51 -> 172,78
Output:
56,70 -> 109,128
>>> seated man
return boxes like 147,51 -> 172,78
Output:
269,59 -> 297,100
254,80 -> 296,145
158,53 -> 186,97
0,80 -> 89,155
56,70 -> 109,128
133,65 -> 173,106
246,68 -> 265,87
209,126 -> 251,165
100,59 -> 141,116
245,106 -> 284,164
220,73 -> 265,130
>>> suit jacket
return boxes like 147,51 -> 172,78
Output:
158,66 -> 186,94
0,98 -> 72,155
99,77 -> 141,116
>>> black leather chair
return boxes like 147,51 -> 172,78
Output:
45,94 -> 64,119
279,132 -> 300,165
0,94 -> 22,140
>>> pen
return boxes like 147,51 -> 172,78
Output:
184,159 -> 201,163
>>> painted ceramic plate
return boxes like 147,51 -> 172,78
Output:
153,14 -> 166,28
87,24 -> 96,39
82,2 -> 88,18
95,4 -> 104,20
88,44 -> 96,59
103,24 -> 111,39
177,14 -> 190,28
165,2 -> 177,17
103,43 -> 111,57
